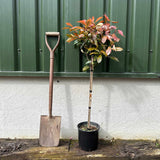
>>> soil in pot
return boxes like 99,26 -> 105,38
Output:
79,123 -> 98,132
78,122 -> 100,151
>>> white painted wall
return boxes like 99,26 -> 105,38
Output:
0,77 -> 160,140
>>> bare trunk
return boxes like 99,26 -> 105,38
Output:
87,56 -> 94,129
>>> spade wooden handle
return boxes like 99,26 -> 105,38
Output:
45,32 -> 60,36
45,32 -> 60,118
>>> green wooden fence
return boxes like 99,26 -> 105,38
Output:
0,0 -> 160,78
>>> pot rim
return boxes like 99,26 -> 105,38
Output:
77,121 -> 100,132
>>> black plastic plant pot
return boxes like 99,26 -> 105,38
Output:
77,121 -> 100,151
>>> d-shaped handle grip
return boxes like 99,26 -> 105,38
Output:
46,32 -> 60,36
45,32 -> 60,54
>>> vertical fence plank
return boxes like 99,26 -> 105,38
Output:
156,0 -> 160,72
108,0 -> 127,73
39,0 -> 59,72
125,0 -> 132,72
35,0 -> 40,71
127,0 -> 136,72
130,0 -> 151,72
79,0 -> 86,72
105,0 -> 112,72
64,0 -> 80,72
86,0 -> 104,72
149,0 -> 160,73
105,0 -> 111,16
17,0 -> 37,71
58,0 -> 65,72
0,0 -> 16,71
87,0 -> 104,19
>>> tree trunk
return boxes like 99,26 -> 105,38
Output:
87,56 -> 94,129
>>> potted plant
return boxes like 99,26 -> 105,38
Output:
64,14 -> 124,151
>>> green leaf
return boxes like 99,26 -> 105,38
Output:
110,56 -> 119,62
100,50 -> 106,56
115,47 -> 123,51
66,37 -> 75,43
81,49 -> 85,53
90,52 -> 99,55
94,40 -> 98,47
74,40 -> 79,45
66,34 -> 72,37
93,56 -> 97,61
82,65 -> 90,72
97,55 -> 102,63
85,61 -> 91,65
88,47 -> 99,52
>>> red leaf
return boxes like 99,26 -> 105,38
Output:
74,32 -> 78,36
63,27 -> 70,30
66,22 -> 73,27
87,18 -> 92,25
104,14 -> 110,21
71,26 -> 83,30
105,30 -> 110,35
92,16 -> 95,22
102,36 -> 107,44
118,30 -> 125,37
77,20 -> 86,25
112,34 -> 120,42
110,26 -> 117,30
95,16 -> 103,23
107,35 -> 112,41
79,34 -> 84,38
102,24 -> 110,31
98,20 -> 104,23
112,21 -> 118,23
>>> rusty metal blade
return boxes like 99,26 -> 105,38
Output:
39,115 -> 61,147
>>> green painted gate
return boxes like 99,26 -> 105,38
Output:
0,0 -> 160,78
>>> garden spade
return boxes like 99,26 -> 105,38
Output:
39,32 -> 61,147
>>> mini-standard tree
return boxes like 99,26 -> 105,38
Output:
64,15 -> 124,151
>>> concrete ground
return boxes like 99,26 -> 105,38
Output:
0,139 -> 160,160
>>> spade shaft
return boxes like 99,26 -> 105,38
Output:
45,32 -> 60,118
